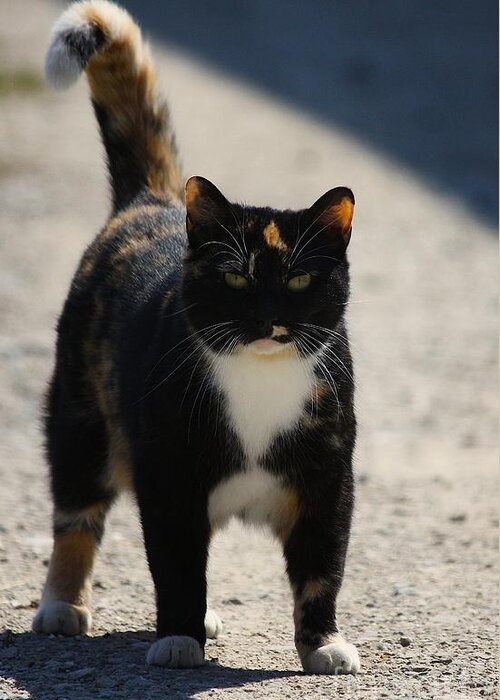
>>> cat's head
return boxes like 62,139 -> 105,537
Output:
182,176 -> 354,358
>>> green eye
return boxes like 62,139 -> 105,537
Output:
224,272 -> 248,290
287,273 -> 311,292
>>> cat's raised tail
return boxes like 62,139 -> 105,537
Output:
46,0 -> 183,210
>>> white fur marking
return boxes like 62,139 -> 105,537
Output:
46,7 -> 89,89
212,344 -> 315,461
208,467 -> 286,530
272,325 -> 289,337
46,1 -> 137,90
32,600 -> 91,636
204,609 -> 223,639
300,634 -> 360,675
147,636 -> 204,668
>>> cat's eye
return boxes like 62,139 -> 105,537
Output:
224,272 -> 248,290
287,273 -> 311,292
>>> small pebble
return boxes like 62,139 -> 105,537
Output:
400,636 -> 412,647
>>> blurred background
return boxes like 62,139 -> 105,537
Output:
125,0 -> 499,225
0,1 -> 497,698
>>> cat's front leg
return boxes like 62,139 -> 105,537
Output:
135,459 -> 210,669
282,472 -> 360,675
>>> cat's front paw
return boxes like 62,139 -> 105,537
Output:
147,636 -> 204,668
204,609 -> 223,639
300,634 -> 360,675
32,600 -> 92,636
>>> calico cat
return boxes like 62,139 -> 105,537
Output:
33,0 -> 360,675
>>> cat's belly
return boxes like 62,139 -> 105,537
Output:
208,466 -> 295,532
208,467 -> 282,529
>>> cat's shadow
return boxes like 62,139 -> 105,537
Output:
0,630 -> 300,699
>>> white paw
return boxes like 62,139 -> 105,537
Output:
32,600 -> 92,636
146,636 -> 204,668
204,609 -> 223,639
300,634 -> 360,675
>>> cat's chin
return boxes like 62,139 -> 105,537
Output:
247,338 -> 292,357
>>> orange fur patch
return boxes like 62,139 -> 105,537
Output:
185,177 -> 201,209
83,6 -> 182,200
323,198 -> 354,239
274,488 -> 301,542
303,579 -> 325,600
108,427 -> 133,492
44,530 -> 97,606
263,221 -> 288,252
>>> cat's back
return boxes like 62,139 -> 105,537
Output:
74,195 -> 186,304
55,195 -> 187,404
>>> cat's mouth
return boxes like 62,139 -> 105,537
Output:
248,338 -> 289,356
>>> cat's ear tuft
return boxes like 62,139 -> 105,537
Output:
185,176 -> 231,244
304,187 -> 355,249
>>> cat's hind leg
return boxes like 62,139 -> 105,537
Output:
33,373 -> 116,636
32,504 -> 109,635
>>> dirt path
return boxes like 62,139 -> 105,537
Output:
0,2 -> 497,698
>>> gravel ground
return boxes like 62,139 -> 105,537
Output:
0,2 -> 497,699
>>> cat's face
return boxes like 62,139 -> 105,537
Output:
182,177 -> 354,358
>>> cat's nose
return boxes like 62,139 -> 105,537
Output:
256,320 -> 275,337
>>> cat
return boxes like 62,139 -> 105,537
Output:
33,0 -> 360,675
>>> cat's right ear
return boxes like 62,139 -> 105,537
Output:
185,176 -> 232,247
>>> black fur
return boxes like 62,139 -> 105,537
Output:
41,2 -> 358,669
64,24 -> 106,69
46,185 -> 356,652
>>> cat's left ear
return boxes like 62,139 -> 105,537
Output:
185,176 -> 232,246
303,187 -> 355,250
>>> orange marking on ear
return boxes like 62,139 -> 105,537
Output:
185,178 -> 203,232
263,221 -> 288,252
323,198 -> 354,240
185,177 -> 201,209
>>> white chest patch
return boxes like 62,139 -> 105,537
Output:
207,346 -> 315,530
212,346 -> 315,462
